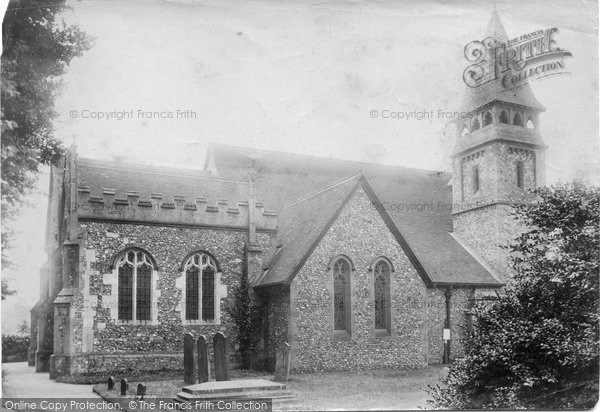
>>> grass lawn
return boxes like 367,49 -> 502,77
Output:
93,366 -> 447,411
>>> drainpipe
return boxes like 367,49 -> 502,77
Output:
443,287 -> 452,364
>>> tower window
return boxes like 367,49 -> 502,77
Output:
483,111 -> 492,127
499,110 -> 509,124
116,249 -> 155,321
332,256 -> 352,333
516,161 -> 524,189
461,124 -> 469,137
184,252 -> 218,321
526,116 -> 535,129
471,117 -> 480,131
513,112 -> 523,127
472,165 -> 480,194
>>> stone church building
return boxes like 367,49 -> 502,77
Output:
29,12 -> 548,377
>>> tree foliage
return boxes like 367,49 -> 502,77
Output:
1,0 -> 91,281
224,245 -> 262,369
429,183 -> 599,409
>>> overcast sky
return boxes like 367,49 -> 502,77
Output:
2,0 -> 598,331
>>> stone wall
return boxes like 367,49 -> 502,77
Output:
68,221 -> 271,374
291,188 -> 429,372
426,288 -> 475,363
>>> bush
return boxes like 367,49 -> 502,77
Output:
2,334 -> 30,362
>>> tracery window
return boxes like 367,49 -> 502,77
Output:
373,259 -> 391,334
184,252 -> 218,321
116,249 -> 154,321
332,257 -> 352,333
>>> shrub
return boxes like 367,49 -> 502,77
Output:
2,334 -> 30,362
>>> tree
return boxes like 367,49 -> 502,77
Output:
429,183 -> 599,409
1,0 -> 91,290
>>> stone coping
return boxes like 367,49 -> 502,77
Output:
182,379 -> 286,395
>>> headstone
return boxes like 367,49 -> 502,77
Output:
108,376 -> 115,390
274,342 -> 291,382
137,383 -> 146,399
197,335 -> 210,383
184,333 -> 196,385
213,332 -> 230,381
120,379 -> 128,396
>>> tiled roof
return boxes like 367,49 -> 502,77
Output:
78,157 -> 253,206
208,143 -> 503,287
460,11 -> 545,113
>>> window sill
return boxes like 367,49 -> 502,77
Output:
375,329 -> 391,338
183,319 -> 220,326
115,320 -> 158,326
332,330 -> 351,340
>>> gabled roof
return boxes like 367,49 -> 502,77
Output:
258,173 -> 437,287
208,143 -> 503,287
460,11 -> 545,113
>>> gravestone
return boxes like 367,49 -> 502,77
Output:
137,383 -> 147,399
213,332 -> 230,381
197,335 -> 210,383
108,376 -> 115,390
274,342 -> 291,382
184,333 -> 196,385
120,379 -> 128,396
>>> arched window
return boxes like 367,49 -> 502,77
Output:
183,252 -> 218,321
499,110 -> 509,124
471,117 -> 480,131
332,256 -> 352,333
116,249 -> 154,321
526,116 -> 535,129
513,112 -> 523,127
483,111 -> 492,127
461,124 -> 469,137
373,259 -> 391,334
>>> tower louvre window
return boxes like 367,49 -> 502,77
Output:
483,111 -> 492,127
500,110 -> 509,124
471,117 -> 480,131
472,165 -> 480,194
517,161 -> 524,189
513,112 -> 523,127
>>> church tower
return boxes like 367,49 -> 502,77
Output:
452,12 -> 547,281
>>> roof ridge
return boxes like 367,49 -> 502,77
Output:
79,157 -> 248,184
279,173 -> 362,211
207,142 -> 450,175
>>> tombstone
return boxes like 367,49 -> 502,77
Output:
107,376 -> 115,390
197,335 -> 210,383
213,332 -> 230,381
137,383 -> 147,399
120,379 -> 128,396
274,342 -> 291,382
183,332 -> 196,385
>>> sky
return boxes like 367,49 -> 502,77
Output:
1,0 -> 598,331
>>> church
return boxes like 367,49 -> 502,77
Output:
29,12 -> 548,378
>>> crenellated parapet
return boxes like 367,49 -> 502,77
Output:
77,186 -> 278,231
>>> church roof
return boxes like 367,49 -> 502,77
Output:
459,11 -> 545,113
78,157 -> 253,206
208,143 -> 503,287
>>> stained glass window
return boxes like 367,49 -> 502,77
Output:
186,267 -> 199,320
116,249 -> 154,321
374,260 -> 391,331
183,252 -> 218,321
137,264 -> 152,320
333,258 -> 351,331
202,267 -> 215,320
118,264 -> 133,320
